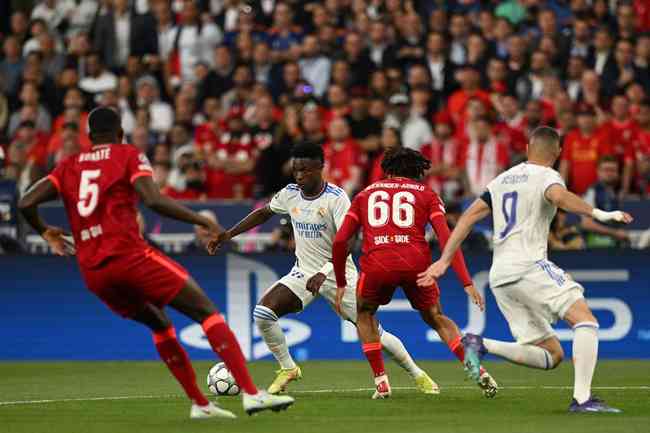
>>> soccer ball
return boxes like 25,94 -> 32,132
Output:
207,362 -> 240,396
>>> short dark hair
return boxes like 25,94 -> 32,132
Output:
88,106 -> 121,136
598,155 -> 619,166
381,147 -> 431,180
530,126 -> 560,145
292,142 -> 324,163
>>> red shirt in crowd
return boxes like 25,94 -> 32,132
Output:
205,132 -> 256,199
561,128 -> 614,195
634,0 -> 650,31
323,138 -> 363,190
421,137 -> 464,194
601,119 -> 636,164
447,89 -> 492,125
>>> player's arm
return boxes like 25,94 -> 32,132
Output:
417,198 -> 490,289
134,175 -> 221,232
307,195 -> 351,295
429,212 -> 474,288
332,213 -> 361,314
544,184 -> 633,224
208,204 -> 275,254
18,176 -> 75,256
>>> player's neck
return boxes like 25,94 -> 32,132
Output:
526,159 -> 552,167
301,180 -> 326,198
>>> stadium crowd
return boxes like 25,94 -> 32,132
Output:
0,0 -> 649,250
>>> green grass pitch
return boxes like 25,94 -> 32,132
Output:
1,360 -> 648,433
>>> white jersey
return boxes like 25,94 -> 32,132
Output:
269,183 -> 357,277
484,162 -> 566,287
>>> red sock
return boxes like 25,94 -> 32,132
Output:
448,335 -> 465,362
153,327 -> 209,406
448,335 -> 486,375
362,342 -> 385,377
202,313 -> 258,395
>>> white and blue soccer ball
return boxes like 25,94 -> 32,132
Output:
207,362 -> 240,396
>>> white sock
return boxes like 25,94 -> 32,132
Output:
572,322 -> 599,404
484,338 -> 553,370
253,305 -> 296,370
380,328 -> 424,378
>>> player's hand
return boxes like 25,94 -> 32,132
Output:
207,230 -> 232,255
464,284 -> 485,312
42,226 -> 75,256
592,209 -> 634,224
416,260 -> 449,287
306,273 -> 327,296
335,286 -> 345,315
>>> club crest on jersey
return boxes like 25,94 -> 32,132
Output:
317,207 -> 327,217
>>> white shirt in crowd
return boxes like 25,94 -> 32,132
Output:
114,12 -> 131,67
171,24 -> 223,81
401,112 -> 434,152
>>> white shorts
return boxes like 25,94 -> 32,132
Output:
273,265 -> 358,322
492,260 -> 585,345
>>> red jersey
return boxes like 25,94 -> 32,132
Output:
561,128 -> 614,195
48,144 -> 153,269
332,177 -> 472,289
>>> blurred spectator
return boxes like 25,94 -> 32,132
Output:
461,115 -> 509,197
48,121 -> 83,168
8,82 -> 52,137
135,75 -> 173,135
581,156 -> 630,248
93,0 -> 157,71
1,36 -> 24,95
31,0 -> 75,36
632,99 -> 650,196
298,34 -> 331,98
560,103 -> 614,195
79,52 -> 118,98
251,95 -> 289,198
168,0 -> 223,83
423,112 -> 467,200
549,210 -> 586,251
387,92 -> 432,152
323,117 -> 361,195
368,123 -> 401,186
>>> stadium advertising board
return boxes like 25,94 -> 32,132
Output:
1,252 -> 648,360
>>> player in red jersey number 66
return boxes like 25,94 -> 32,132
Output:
18,107 -> 294,419
331,147 -> 498,399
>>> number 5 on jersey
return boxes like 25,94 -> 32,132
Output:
368,191 -> 415,228
78,169 -> 101,217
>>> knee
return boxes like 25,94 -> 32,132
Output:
253,304 -> 279,328
547,346 -> 564,369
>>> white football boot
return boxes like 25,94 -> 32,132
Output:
243,390 -> 295,415
190,402 -> 237,419
372,375 -> 392,399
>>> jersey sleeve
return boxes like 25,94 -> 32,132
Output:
331,192 -> 352,231
269,187 -> 290,214
127,148 -> 154,184
47,161 -> 66,194
541,169 -> 566,198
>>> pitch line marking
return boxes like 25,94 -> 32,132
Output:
1,386 -> 648,406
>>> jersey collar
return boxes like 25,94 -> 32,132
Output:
300,182 -> 328,201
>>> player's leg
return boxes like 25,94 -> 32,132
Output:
169,277 -> 295,414
131,303 -> 236,419
253,282 -> 304,393
320,274 -> 429,386
562,298 -> 618,412
356,296 -> 391,398
168,278 -> 259,396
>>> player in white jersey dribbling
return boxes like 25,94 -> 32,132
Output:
211,143 -> 438,396
418,126 -> 632,413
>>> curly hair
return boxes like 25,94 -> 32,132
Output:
381,147 -> 431,180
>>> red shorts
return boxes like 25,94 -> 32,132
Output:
80,248 -> 188,318
357,268 -> 440,311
